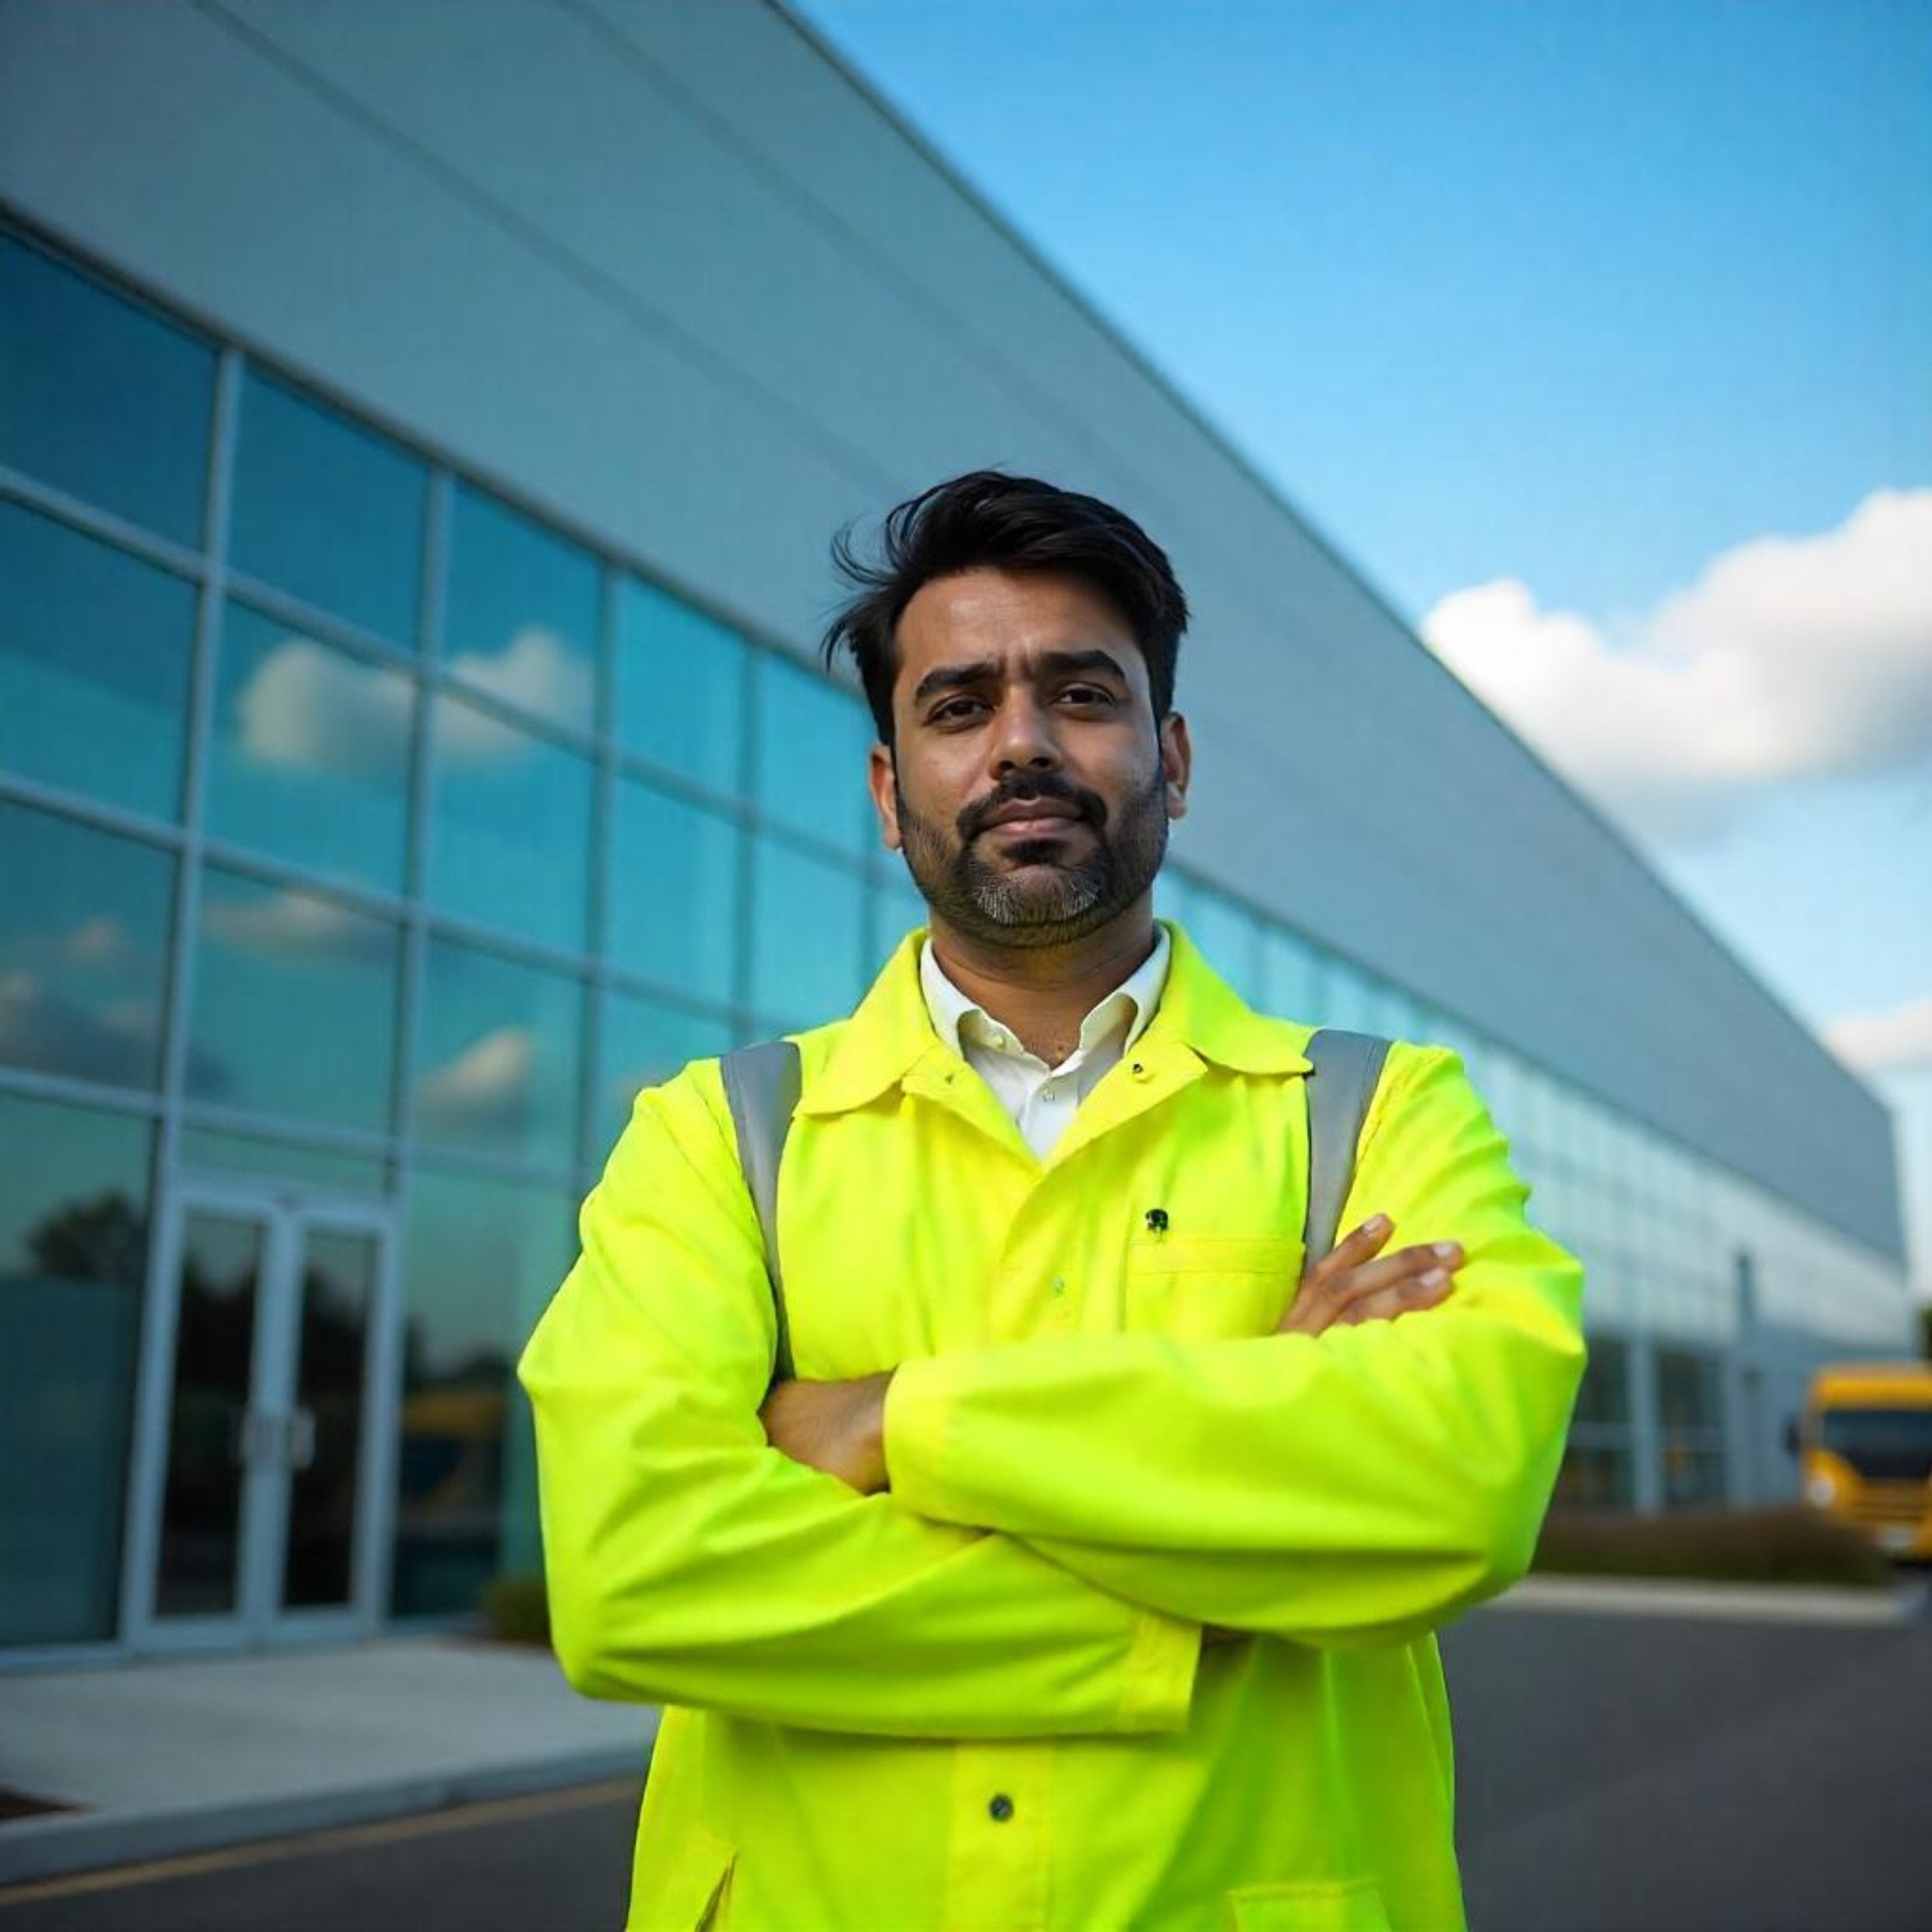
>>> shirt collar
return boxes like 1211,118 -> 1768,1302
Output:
919,924 -> 1170,1065
797,918 -> 1310,1119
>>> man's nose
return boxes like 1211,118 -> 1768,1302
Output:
989,692 -> 1062,777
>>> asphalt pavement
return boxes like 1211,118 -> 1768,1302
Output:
2,1592 -> 1926,1932
1446,1596 -> 1932,1932
0,1779 -> 639,1932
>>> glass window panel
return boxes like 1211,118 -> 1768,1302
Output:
188,866 -> 401,1134
0,499 -> 196,820
606,776 -> 740,1003
1518,1063 -> 1556,1154
1657,1347 -> 1725,1433
1484,1049 -> 1527,1142
613,575 -> 746,795
155,1208 -> 261,1618
442,484 -> 598,735
1581,1252 -> 1633,1327
1553,1442 -> 1634,1511
754,654 -> 874,852
414,937 -> 584,1168
1318,957 -> 1377,1033
1153,870 -> 1196,929
428,692 -> 593,954
595,989 -> 733,1160
229,369 -> 426,643
393,1167 -> 573,1614
0,1092 -> 152,1645
177,1126 -> 386,1197
206,603 -> 414,894
1661,1444 -> 1728,1510
1370,982 -> 1426,1041
1186,888 -> 1257,999
1572,1336 -> 1631,1426
749,837 -> 867,1028
0,233 -> 213,546
1258,927 -> 1320,1018
869,865 -> 929,978
0,800 -> 175,1091
283,1225 -> 378,1610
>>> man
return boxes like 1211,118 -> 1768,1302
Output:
520,471 -> 1585,1931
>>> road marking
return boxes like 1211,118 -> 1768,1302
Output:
0,1778 -> 637,1908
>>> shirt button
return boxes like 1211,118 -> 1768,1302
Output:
1041,1084 -> 1056,1100
1051,1277 -> 1066,1296
989,1794 -> 1014,1822
1130,1061 -> 1150,1081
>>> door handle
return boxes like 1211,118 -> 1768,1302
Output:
233,1406 -> 280,1468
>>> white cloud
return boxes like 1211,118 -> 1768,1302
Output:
1420,488 -> 1932,845
418,1026 -> 534,1134
234,637 -> 414,779
1825,993 -> 1932,1079
0,971 -> 184,1088
447,627 -> 593,743
203,887 -> 391,964
234,624 -> 591,779
61,915 -> 139,968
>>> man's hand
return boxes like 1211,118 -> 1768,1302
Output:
1193,1219 -> 1462,1653
760,1373 -> 894,1493
1278,1215 -> 1461,1337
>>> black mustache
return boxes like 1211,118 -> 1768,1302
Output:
960,777 -> 1106,840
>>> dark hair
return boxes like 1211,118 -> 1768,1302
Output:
820,470 -> 1189,743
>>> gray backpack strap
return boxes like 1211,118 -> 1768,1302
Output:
719,1039 -> 802,1384
1302,1029 -> 1394,1263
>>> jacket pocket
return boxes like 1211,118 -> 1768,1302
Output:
1225,1876 -> 1391,1930
628,1822 -> 735,1931
1126,1235 -> 1301,1338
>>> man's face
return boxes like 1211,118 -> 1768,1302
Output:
866,566 -> 1190,949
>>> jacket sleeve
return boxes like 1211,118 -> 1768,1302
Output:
516,1065 -> 1198,1737
882,1045 -> 1586,1648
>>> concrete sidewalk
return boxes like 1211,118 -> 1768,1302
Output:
0,1638 -> 652,1888
1493,1571 -> 1929,1625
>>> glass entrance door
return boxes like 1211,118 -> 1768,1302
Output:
126,1184 -> 398,1650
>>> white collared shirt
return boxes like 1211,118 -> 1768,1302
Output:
918,925 -> 1172,1158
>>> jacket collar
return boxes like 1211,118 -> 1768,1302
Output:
796,917 -> 1310,1119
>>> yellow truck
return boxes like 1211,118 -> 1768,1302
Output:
1794,1362 -> 1932,1560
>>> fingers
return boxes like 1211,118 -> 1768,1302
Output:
1302,1212 -> 1395,1288
1282,1225 -> 1464,1336
1335,1263 -> 1457,1327
1323,1241 -> 1462,1310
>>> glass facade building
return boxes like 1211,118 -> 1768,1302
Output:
0,193 -> 1909,1659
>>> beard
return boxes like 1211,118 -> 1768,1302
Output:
894,763 -> 1170,950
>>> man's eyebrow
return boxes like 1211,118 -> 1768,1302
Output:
911,658 -> 1001,707
1037,648 -> 1130,685
910,649 -> 1130,709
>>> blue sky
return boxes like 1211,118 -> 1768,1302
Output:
793,0 -> 1932,1293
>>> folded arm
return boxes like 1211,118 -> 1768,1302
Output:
516,1068 -> 1198,1738
880,1046 -> 1586,1647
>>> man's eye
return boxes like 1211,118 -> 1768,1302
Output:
1059,685 -> 1113,707
930,697 -> 986,724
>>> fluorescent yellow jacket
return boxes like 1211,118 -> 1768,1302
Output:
519,922 -> 1585,1931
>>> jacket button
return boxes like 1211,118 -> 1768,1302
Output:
989,1793 -> 1014,1822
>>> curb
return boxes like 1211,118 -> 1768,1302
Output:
0,1744 -> 647,1889
1487,1572 -> 1927,1627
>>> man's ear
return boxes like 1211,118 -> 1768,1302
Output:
1159,713 -> 1192,822
868,742 -> 904,851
